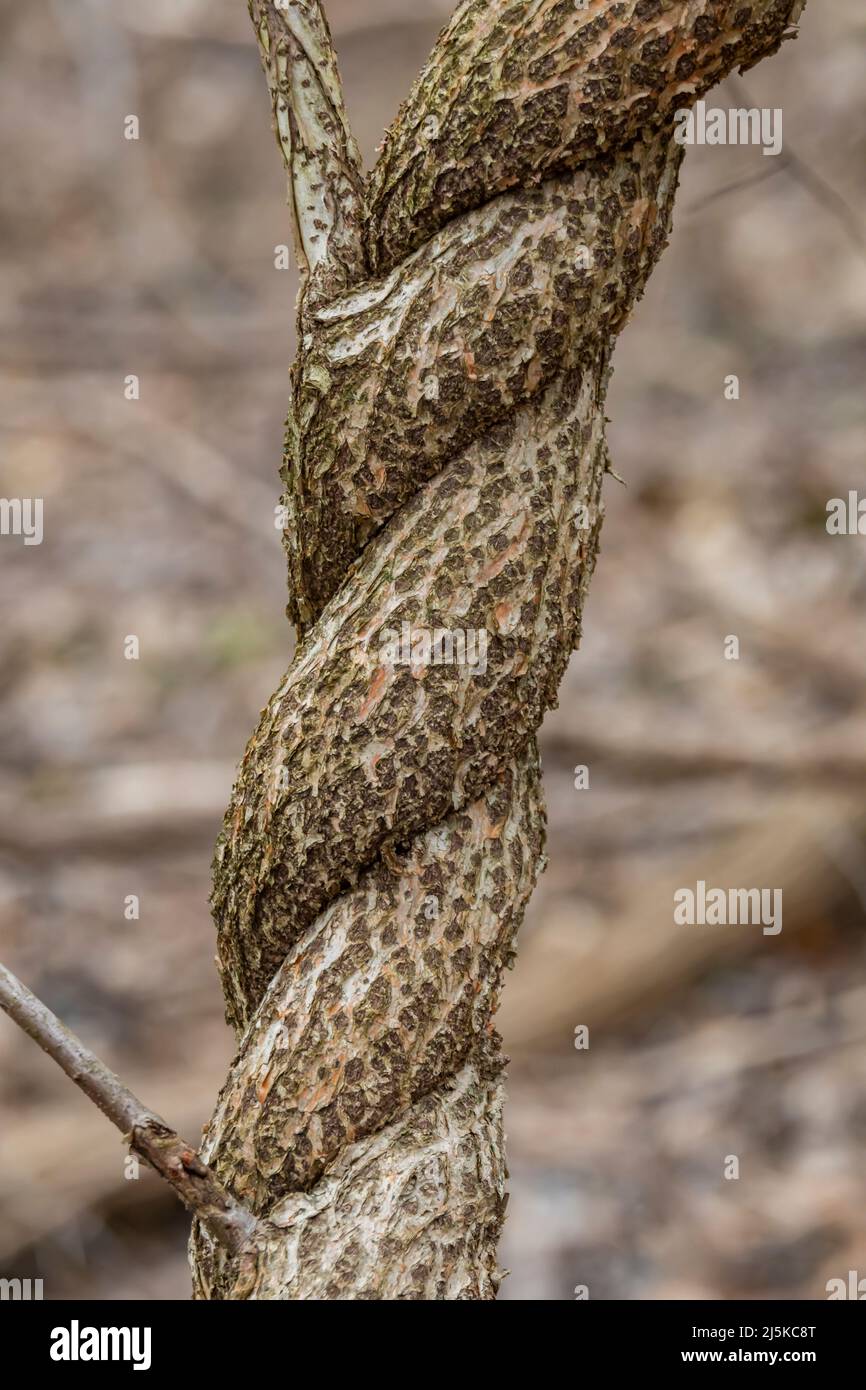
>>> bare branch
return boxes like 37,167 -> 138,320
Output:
249,0 -> 366,304
0,961 -> 260,1258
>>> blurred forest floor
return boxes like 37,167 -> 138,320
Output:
1,0 -> 865,1300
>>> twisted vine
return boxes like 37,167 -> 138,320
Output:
191,0 -> 807,1300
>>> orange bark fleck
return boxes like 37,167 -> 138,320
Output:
358,665 -> 388,719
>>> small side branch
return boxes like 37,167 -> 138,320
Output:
249,0 -> 366,304
0,961 -> 260,1258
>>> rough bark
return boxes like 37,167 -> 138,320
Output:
366,0 -> 807,272
194,0 -> 809,1300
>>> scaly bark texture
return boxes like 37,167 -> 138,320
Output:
193,0 -> 808,1299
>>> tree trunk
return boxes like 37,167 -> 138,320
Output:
192,0 -> 809,1300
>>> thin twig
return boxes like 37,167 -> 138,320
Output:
0,961 -> 260,1257
686,158 -> 789,215
727,74 -> 866,259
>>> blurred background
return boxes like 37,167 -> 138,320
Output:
1,0 -> 865,1301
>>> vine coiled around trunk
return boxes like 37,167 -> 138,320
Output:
191,0 -> 807,1300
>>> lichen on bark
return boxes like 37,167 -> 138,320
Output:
194,0 -> 809,1300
